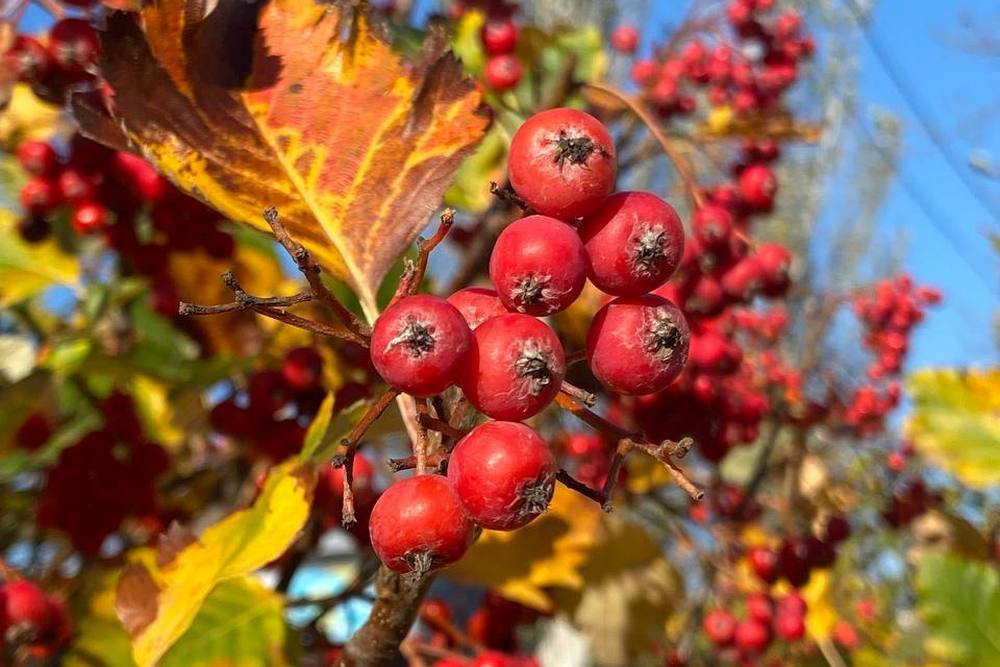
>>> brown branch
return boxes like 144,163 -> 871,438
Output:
556,469 -> 606,505
334,567 -> 437,667
413,398 -> 431,475
415,412 -> 467,443
565,349 -> 587,366
559,381 -> 597,407
179,291 -> 313,315
582,82 -> 705,210
386,452 -> 447,474
489,181 -> 530,213
262,207 -> 371,338
391,210 -> 454,306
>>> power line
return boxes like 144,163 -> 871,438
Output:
844,0 -> 1000,226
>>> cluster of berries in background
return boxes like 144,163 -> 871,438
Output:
4,17 -> 101,104
365,105 -> 694,574
0,578 -> 73,664
620,0 -> 814,120
478,7 -> 522,92
745,514 -> 852,588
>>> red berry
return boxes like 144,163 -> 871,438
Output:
4,36 -> 54,82
778,591 -> 807,617
610,25 -> 639,53
586,294 -> 689,395
17,140 -> 59,178
507,108 -> 616,220
369,475 -> 474,574
419,598 -> 453,631
746,592 -> 773,625
720,256 -> 763,302
824,515 -> 851,543
247,369 -> 291,414
461,314 -> 566,421
1,580 -> 55,638
887,450 -> 906,472
20,177 -> 60,215
779,538 -> 812,587
756,243 -> 792,297
833,620 -> 859,649
734,618 -> 771,654
15,413 -> 52,452
703,608 -> 736,646
485,54 -> 522,91
738,164 -> 778,211
774,610 -> 806,641
316,454 -> 375,511
471,652 -> 513,667
489,215 -> 588,315
481,18 -> 517,54
692,205 -> 734,248
370,295 -> 473,397
49,18 -> 101,73
747,546 -> 779,584
579,191 -> 685,296
112,152 -> 171,203
71,202 -> 110,234
448,421 -> 556,531
447,287 -> 507,329
282,346 -> 324,391
57,167 -> 98,204
630,59 -> 657,85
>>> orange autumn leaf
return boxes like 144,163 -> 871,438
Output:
78,0 -> 490,314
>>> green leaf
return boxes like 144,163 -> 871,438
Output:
0,208 -> 78,307
301,396 -> 372,464
917,553 -> 1000,666
906,367 -> 1000,489
69,570 -> 290,667
444,127 -> 508,213
114,460 -> 315,666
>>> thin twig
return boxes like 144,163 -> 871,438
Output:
415,412 -> 467,442
556,469 -> 606,505
489,182 -> 530,212
391,210 -> 455,306
413,398 -> 431,475
559,381 -> 597,407
262,208 -> 371,338
179,291 -> 313,314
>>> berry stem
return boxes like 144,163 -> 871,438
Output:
390,209 -> 455,307
413,398 -> 431,475
414,411 -> 467,443
559,381 -> 598,407
489,181 -> 531,212
262,207 -> 372,339
582,81 -> 705,210
555,468 -> 606,505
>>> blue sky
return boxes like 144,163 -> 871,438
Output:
20,0 -> 998,370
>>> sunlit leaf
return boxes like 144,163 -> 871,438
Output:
79,0 -> 490,314
0,83 -> 65,151
115,459 -> 314,666
917,553 -> 1000,666
0,209 -> 79,307
906,367 -> 1000,489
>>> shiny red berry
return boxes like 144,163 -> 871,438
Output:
692,205 -> 734,248
508,108 -> 616,220
1,580 -> 55,638
49,18 -> 101,73
448,421 -> 556,531
610,25 -> 639,53
489,215 -> 588,315
20,177 -> 60,215
586,294 -> 689,395
71,202 -> 109,234
481,18 -> 517,54
734,618 -> 771,654
756,243 -> 792,297
447,287 -> 507,329
485,54 -> 521,91
747,546 -> 779,584
17,140 -> 59,178
461,314 -> 566,421
369,474 -> 474,574
57,168 -> 97,204
738,164 -> 778,211
282,346 -> 324,391
579,191 -> 685,296
774,610 -> 806,641
703,608 -> 736,646
370,295 -> 473,397
746,592 -> 773,625
4,36 -> 54,82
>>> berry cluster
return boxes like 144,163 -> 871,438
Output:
38,392 -> 169,555
478,8 -> 521,92
366,107 -> 693,574
4,18 -> 100,104
746,515 -> 851,588
417,594 -> 541,667
703,591 -> 810,661
0,579 -> 72,664
15,133 -> 237,318
882,476 -> 940,528
627,1 -> 813,120
844,276 -> 941,434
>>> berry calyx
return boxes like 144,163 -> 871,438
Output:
461,314 -> 566,421
507,108 -> 616,220
370,295 -> 473,397
448,421 -> 556,530
447,286 -> 508,329
369,474 -> 474,574
586,294 -> 690,395
579,191 -> 685,296
489,215 -> 588,316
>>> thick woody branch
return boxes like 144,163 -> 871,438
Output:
334,567 -> 437,667
262,207 -> 371,338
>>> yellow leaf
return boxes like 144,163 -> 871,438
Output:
132,375 -> 185,448
115,459 -> 315,666
803,570 -> 838,640
80,1 -> 490,315
0,209 -> 79,307
906,367 -> 1000,489
0,84 -> 65,150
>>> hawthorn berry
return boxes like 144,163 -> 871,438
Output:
58,168 -> 98,204
825,515 -> 851,543
734,618 -> 771,654
485,54 -> 522,91
15,413 -> 52,451
49,18 -> 101,73
282,346 -> 324,391
703,608 -> 736,646
507,108 -> 616,220
247,369 -> 292,414
720,256 -> 763,301
778,537 -> 811,587
774,610 -> 806,641
737,163 -> 777,211
489,215 -> 588,315
610,25 -> 639,54
586,294 -> 689,395
579,191 -> 685,296
461,314 -> 566,421
692,204 -> 734,248
71,202 -> 110,234
20,177 -> 60,215
746,592 -> 773,625
370,294 -> 473,397
5,36 -> 54,82
17,140 -> 59,178
448,421 -> 556,530
481,17 -> 517,55
368,474 -> 474,574
1,580 -> 55,640
747,546 -> 779,584
630,59 -> 657,86
112,152 -> 172,204
447,286 -> 508,329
